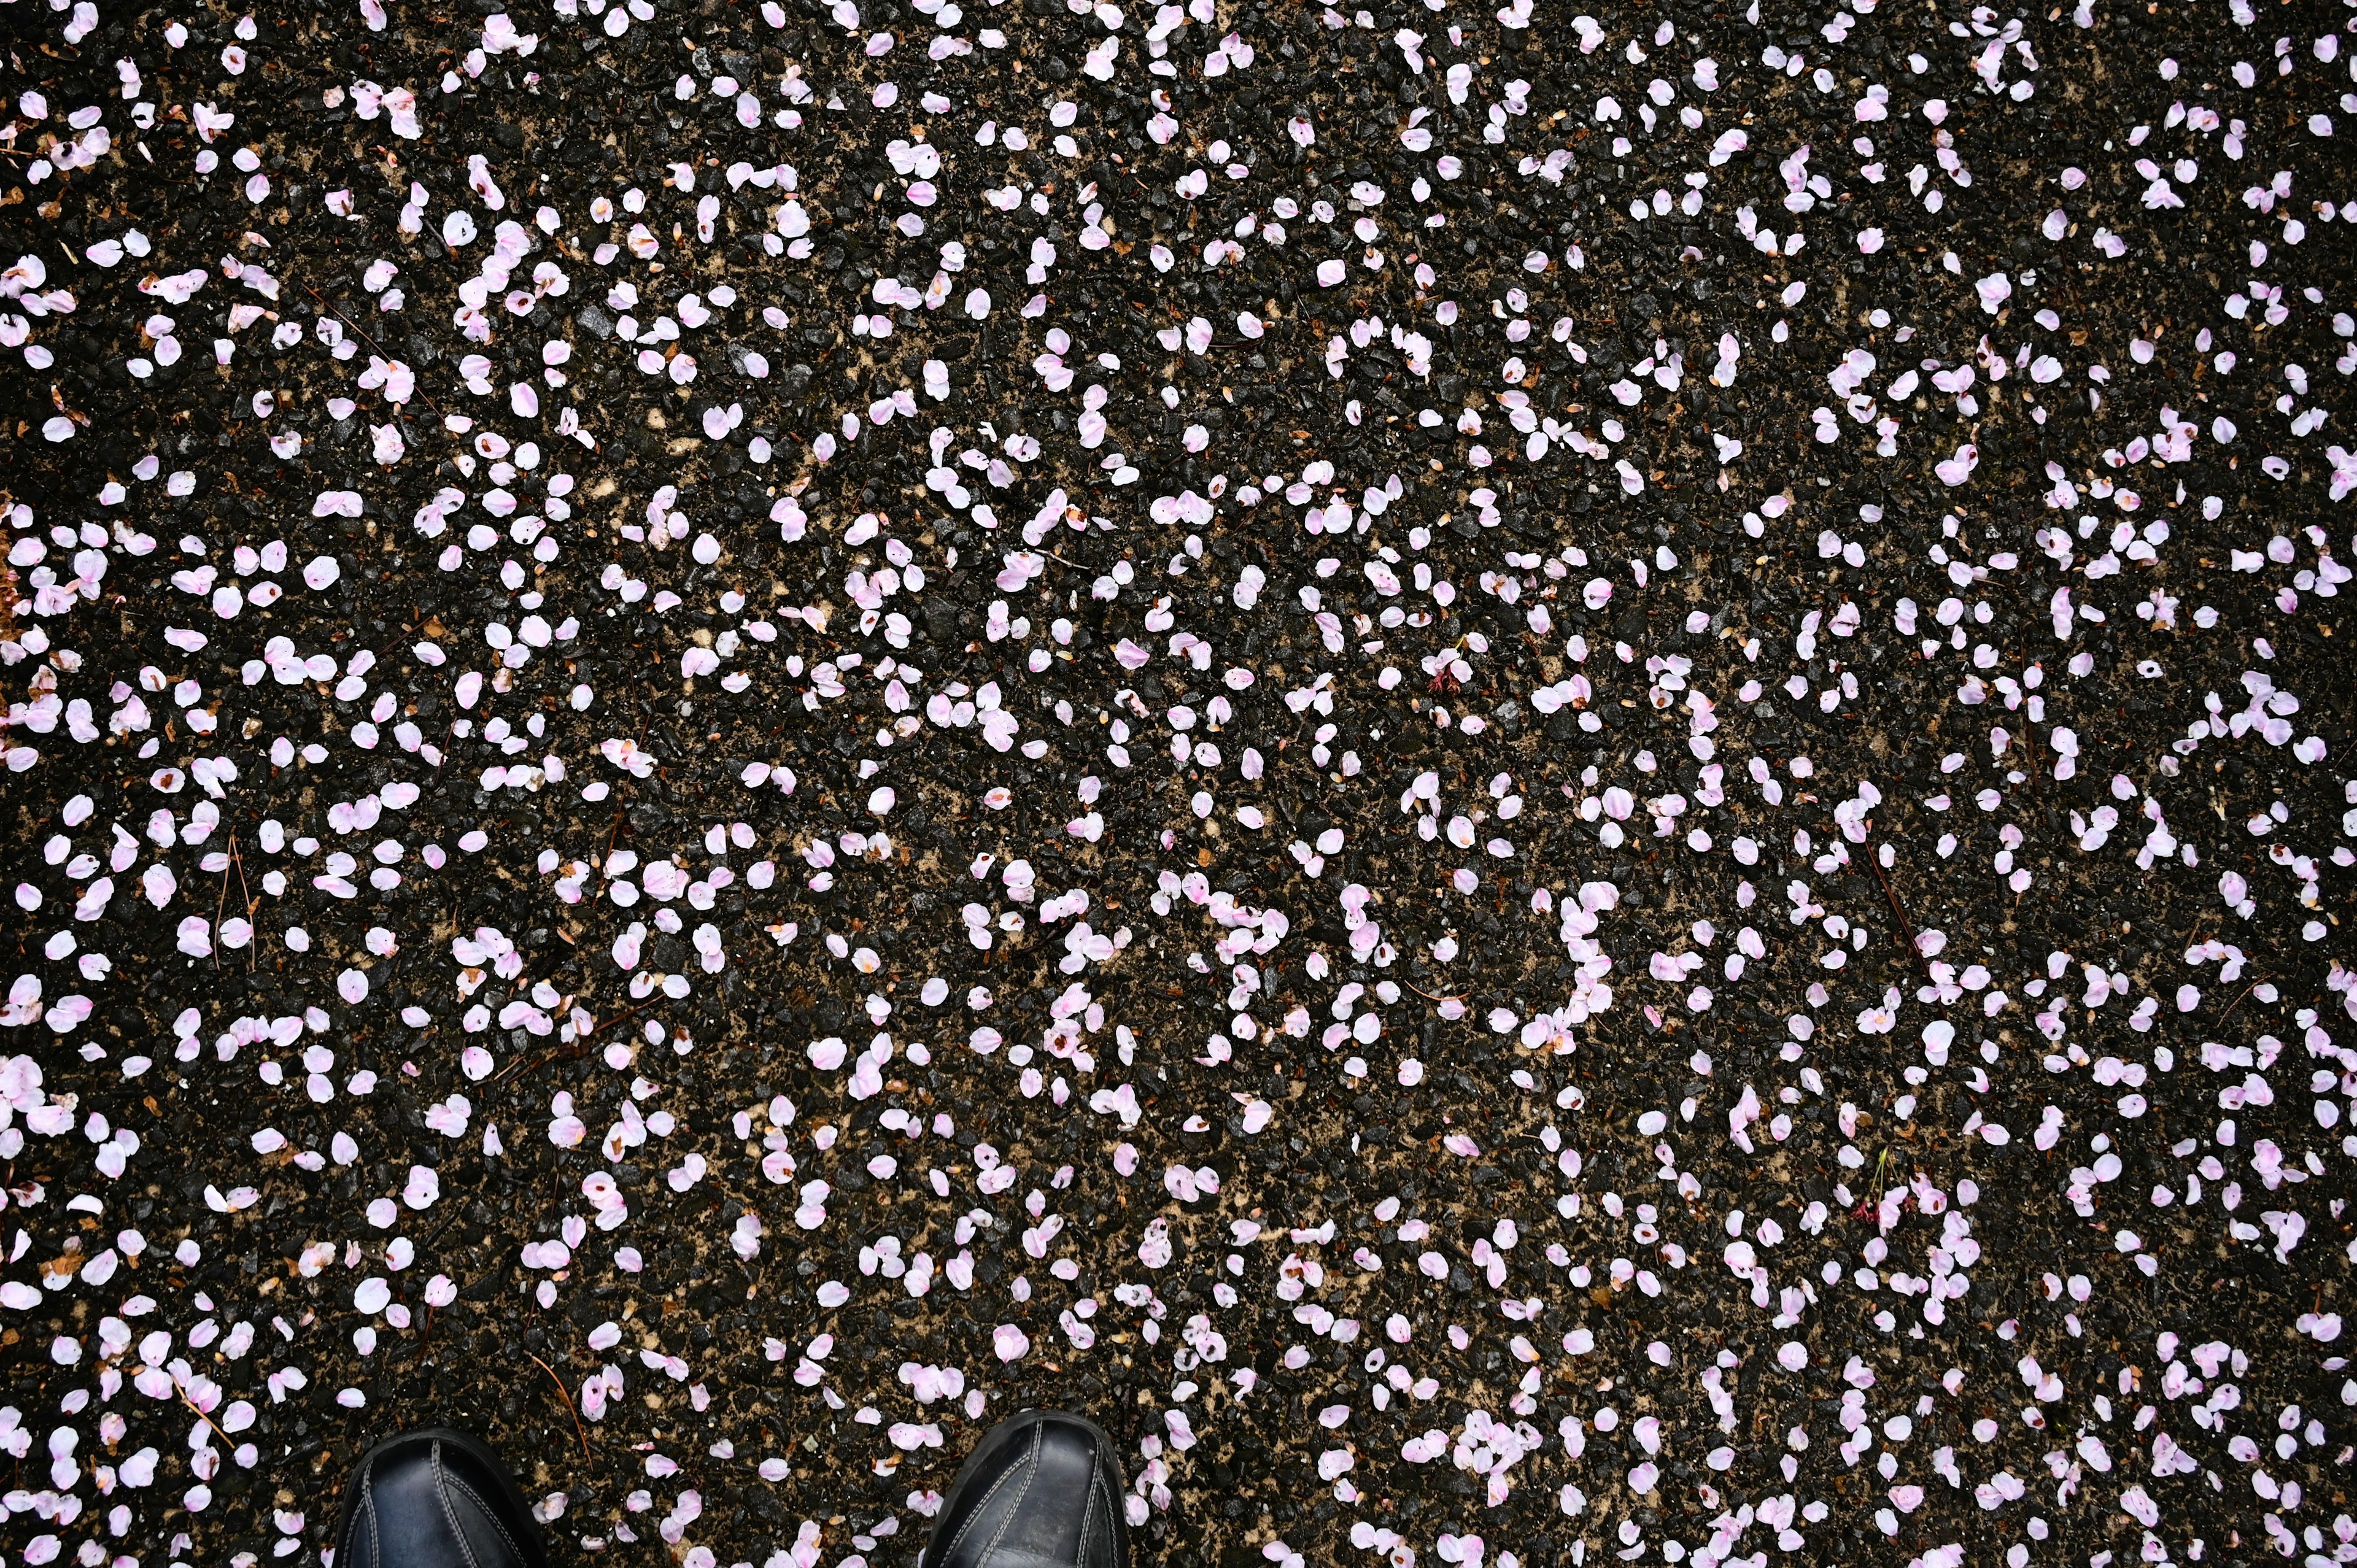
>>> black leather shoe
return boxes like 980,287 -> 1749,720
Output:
332,1427 -> 548,1568
924,1410 -> 1130,1568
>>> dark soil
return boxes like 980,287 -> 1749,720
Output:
2,2 -> 2353,1567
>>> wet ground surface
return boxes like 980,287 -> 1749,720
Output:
3,1 -> 2356,1567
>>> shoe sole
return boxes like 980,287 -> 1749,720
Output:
330,1424 -> 549,1568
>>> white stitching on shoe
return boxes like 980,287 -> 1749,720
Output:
983,1419 -> 1045,1568
446,1472 -> 529,1566
937,1456 -> 1021,1566
1077,1467 -> 1101,1568
354,1461 -> 381,1568
1091,1453 -> 1127,1568
941,1418 -> 1040,1568
432,1440 -> 484,1568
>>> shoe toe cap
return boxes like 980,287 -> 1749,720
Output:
928,1413 -> 1128,1568
339,1432 -> 543,1568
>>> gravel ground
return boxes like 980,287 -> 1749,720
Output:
4,2 -> 2356,1567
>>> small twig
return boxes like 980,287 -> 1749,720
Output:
487,1042 -> 581,1088
2216,976 -> 2270,1022
585,996 -> 665,1044
524,1351 -> 592,1461
1864,837 -> 1931,981
293,278 -> 447,417
212,830 -> 234,971
487,997 -> 661,1087
180,1391 -> 231,1448
231,835 -> 258,972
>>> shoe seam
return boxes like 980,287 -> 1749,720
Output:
447,1471 -> 531,1566
944,1419 -> 1042,1568
1089,1452 -> 1117,1566
1078,1460 -> 1103,1568
938,1456 -> 1025,1566
1092,1460 -> 1126,1568
982,1421 -> 1047,1568
432,1441 -> 485,1568
354,1467 -> 381,1568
